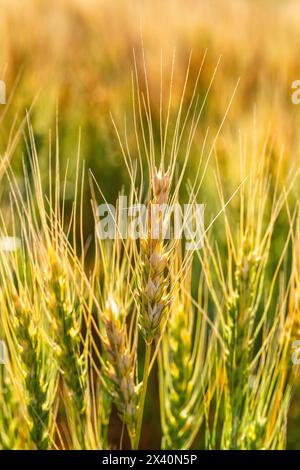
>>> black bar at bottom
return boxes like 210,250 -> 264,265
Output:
0,450 -> 299,467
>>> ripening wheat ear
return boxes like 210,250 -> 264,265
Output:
88,196 -> 140,449
44,248 -> 87,448
0,290 -> 23,450
0,244 -> 57,450
159,248 -> 218,450
101,295 -> 139,448
139,165 -> 172,343
201,146 -> 298,449
0,356 -> 21,449
9,291 -> 53,449
133,165 -> 172,449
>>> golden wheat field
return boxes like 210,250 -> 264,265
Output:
1,0 -> 300,453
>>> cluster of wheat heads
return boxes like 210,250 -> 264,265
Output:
200,146 -> 299,449
0,63 -> 300,450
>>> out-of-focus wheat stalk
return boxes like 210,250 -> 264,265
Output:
290,205 -> 300,342
0,356 -> 21,449
0,223 -> 57,449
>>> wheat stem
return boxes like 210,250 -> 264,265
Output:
133,341 -> 151,450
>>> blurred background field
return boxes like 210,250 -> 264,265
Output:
1,0 -> 300,448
